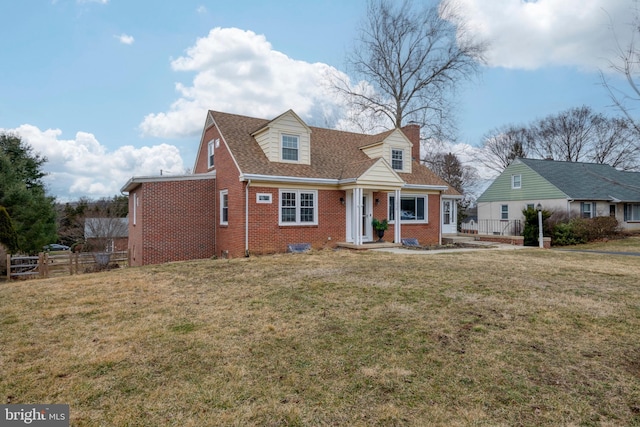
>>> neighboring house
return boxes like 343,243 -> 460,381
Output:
121,109 -> 461,266
477,158 -> 640,234
84,217 -> 129,252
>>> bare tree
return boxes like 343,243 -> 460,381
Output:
591,115 -> 640,170
600,1 -> 640,134
531,106 -> 597,162
481,106 -> 640,171
334,0 -> 486,139
478,124 -> 531,173
425,151 -> 478,194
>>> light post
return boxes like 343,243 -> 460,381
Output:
536,203 -> 543,248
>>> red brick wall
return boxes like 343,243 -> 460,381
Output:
378,192 -> 441,246
194,122 -> 218,173
401,124 -> 421,161
209,124 -> 245,258
129,179 -> 216,266
245,187 -> 346,256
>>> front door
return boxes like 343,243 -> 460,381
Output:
442,199 -> 456,234
361,193 -> 373,242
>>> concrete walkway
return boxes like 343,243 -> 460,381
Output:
372,241 -> 530,255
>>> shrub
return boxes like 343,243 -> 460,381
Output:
552,221 -> 585,246
551,216 -> 620,246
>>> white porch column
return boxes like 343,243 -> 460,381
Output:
353,187 -> 363,245
394,189 -> 401,243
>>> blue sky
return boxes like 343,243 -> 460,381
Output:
0,0 -> 636,201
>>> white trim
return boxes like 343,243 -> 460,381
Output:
121,173 -> 215,193
256,193 -> 272,204
388,193 -> 429,224
220,190 -> 229,225
511,174 -> 522,189
132,193 -> 137,226
403,183 -> 448,191
207,139 -> 216,168
279,189 -> 318,226
280,133 -> 300,162
391,148 -> 404,171
240,173 -> 343,185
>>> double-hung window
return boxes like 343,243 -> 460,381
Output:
208,139 -> 216,168
512,174 -> 521,189
220,190 -> 228,225
282,134 -> 299,161
624,204 -> 640,221
501,204 -> 509,220
581,202 -> 593,219
391,149 -> 404,171
280,190 -> 317,225
388,194 -> 427,222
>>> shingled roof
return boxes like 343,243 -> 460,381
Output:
211,110 -> 459,195
519,158 -> 640,202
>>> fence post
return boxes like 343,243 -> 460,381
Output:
38,253 -> 44,278
69,252 -> 73,275
6,254 -> 10,280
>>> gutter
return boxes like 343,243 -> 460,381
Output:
239,173 -> 343,185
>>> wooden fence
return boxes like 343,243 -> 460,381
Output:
6,251 -> 128,280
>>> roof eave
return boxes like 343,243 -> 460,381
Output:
120,173 -> 216,193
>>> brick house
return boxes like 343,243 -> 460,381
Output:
121,110 -> 460,266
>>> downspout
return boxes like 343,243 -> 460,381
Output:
438,196 -> 442,246
214,174 -> 217,257
245,179 -> 251,257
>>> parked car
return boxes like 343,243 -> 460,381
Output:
43,243 -> 71,251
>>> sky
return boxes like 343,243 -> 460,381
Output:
1,0 -> 638,201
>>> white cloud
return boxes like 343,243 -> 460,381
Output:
140,27 -> 348,138
448,0 -> 635,70
196,5 -> 207,14
1,125 -> 185,201
77,0 -> 108,4
116,34 -> 134,45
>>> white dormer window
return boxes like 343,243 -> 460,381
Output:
207,139 -> 216,168
391,149 -> 404,171
282,134 -> 299,161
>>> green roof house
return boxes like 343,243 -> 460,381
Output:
477,158 -> 640,234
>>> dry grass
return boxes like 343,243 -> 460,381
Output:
1,243 -> 640,426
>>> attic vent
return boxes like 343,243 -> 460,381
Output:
287,243 -> 311,253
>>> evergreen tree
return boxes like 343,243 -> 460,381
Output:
0,133 -> 57,254
0,205 -> 19,253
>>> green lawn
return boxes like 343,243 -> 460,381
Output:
1,240 -> 640,426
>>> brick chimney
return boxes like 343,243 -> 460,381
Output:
401,123 -> 421,161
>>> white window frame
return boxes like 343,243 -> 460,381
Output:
207,139 -> 216,168
220,190 -> 228,225
391,149 -> 404,171
281,134 -> 299,162
388,194 -> 428,224
279,189 -> 317,226
501,204 -> 509,220
512,174 -> 521,189
256,193 -> 272,204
